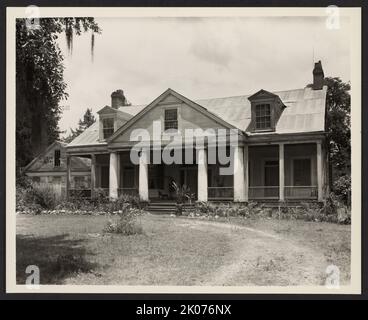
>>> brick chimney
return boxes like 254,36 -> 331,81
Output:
312,61 -> 325,90
111,89 -> 127,109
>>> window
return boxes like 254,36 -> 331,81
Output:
255,104 -> 271,130
54,149 -> 61,167
164,109 -> 178,131
102,118 -> 114,139
293,159 -> 311,186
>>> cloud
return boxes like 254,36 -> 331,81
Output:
57,16 -> 351,135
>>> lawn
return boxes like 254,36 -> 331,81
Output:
16,214 -> 351,286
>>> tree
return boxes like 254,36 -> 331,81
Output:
324,77 -> 351,180
16,18 -> 101,169
63,108 -> 96,143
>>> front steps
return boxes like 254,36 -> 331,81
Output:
147,202 -> 194,214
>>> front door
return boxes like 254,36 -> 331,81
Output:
264,160 -> 279,198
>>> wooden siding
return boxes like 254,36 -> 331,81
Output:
111,93 -> 229,144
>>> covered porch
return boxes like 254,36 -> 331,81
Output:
65,141 -> 326,203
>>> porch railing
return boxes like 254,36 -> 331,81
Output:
208,187 -> 234,200
249,186 -> 279,199
118,188 -> 139,197
285,186 -> 317,199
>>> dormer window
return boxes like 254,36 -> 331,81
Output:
248,89 -> 286,133
164,109 -> 178,131
255,104 -> 271,130
103,118 -> 114,139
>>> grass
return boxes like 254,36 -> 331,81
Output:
16,214 -> 351,286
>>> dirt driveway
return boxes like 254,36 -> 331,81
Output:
175,218 -> 330,286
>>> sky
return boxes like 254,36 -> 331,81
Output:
58,16 -> 351,136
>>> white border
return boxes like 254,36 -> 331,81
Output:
6,7 -> 362,294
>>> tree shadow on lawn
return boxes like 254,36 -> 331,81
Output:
17,234 -> 99,284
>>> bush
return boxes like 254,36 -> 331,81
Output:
103,205 -> 144,235
333,175 -> 351,206
193,201 -> 259,218
191,197 -> 350,224
17,181 -> 62,213
16,177 -> 147,216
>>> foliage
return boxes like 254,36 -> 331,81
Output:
191,198 -> 350,224
103,205 -> 144,235
16,18 -> 101,169
193,201 -> 258,218
17,181 -> 62,213
171,181 -> 195,204
324,77 -> 351,180
16,177 -> 146,215
63,108 -> 96,143
332,175 -> 351,206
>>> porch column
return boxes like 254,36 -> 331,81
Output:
233,146 -> 246,202
244,145 -> 249,202
139,149 -> 149,202
66,155 -> 71,200
197,148 -> 208,202
109,152 -> 119,200
279,143 -> 285,201
90,154 -> 96,199
316,141 -> 323,201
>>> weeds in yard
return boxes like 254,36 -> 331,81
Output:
16,176 -> 147,216
103,205 -> 144,235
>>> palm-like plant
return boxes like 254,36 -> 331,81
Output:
170,181 -> 195,204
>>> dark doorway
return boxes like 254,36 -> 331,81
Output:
264,160 -> 279,198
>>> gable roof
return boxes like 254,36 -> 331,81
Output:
97,105 -> 133,121
24,141 -> 66,171
66,86 -> 327,148
67,121 -> 105,147
24,141 -> 91,172
108,88 -> 238,143
248,89 -> 279,101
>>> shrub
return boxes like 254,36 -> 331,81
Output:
193,201 -> 259,218
103,205 -> 144,235
333,175 -> 351,206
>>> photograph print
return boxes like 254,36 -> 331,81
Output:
6,6 -> 361,294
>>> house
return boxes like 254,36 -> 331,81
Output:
65,61 -> 329,203
24,141 -> 91,198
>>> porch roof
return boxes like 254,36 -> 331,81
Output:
67,86 -> 326,148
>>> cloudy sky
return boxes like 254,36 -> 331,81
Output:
58,16 -> 351,135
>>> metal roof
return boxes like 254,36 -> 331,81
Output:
67,121 -> 106,147
67,86 -> 327,147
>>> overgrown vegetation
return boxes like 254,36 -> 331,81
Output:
103,204 -> 144,236
324,77 -> 351,206
191,193 -> 350,224
16,176 -> 147,216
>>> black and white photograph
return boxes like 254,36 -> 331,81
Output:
4,6 -> 362,296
